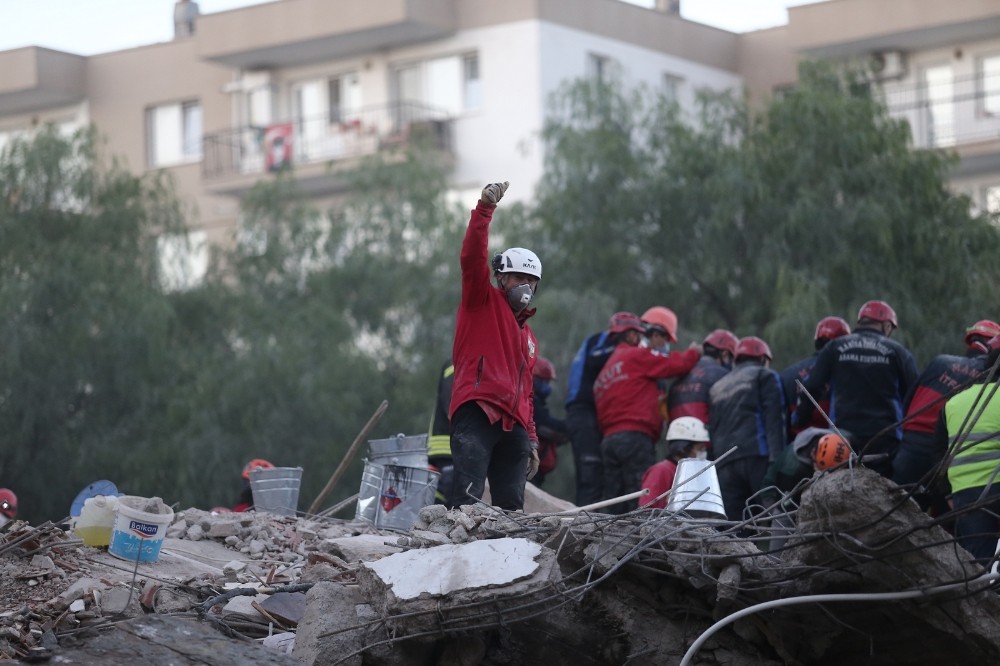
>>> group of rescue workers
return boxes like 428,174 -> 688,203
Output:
435,180 -> 1000,567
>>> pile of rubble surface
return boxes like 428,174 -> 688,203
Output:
2,471 -> 1000,665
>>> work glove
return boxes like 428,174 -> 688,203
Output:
480,181 -> 509,206
526,443 -> 540,481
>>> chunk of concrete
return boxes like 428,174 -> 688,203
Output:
356,537 -> 562,633
292,582 -> 366,666
319,534 -> 400,562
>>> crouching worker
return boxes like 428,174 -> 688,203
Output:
450,181 -> 541,511
759,429 -> 848,551
233,459 -> 275,512
639,417 -> 710,509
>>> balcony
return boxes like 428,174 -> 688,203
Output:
881,70 -> 1000,175
196,0 -> 457,69
202,101 -> 453,196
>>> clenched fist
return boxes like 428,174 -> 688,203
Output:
480,181 -> 509,206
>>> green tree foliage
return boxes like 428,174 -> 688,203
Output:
533,61 -> 1000,369
0,127 -> 188,522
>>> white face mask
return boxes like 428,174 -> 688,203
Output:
695,450 -> 708,461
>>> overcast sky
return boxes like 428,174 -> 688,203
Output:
0,0 -> 826,56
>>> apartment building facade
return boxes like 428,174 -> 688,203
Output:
1,0 -> 998,279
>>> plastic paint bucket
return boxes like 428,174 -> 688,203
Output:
108,496 -> 174,563
666,459 -> 727,518
250,467 -> 303,517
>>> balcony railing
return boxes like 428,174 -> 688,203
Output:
881,70 -> 1000,149
203,101 -> 452,181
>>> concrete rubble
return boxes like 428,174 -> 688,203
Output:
1,475 -> 999,664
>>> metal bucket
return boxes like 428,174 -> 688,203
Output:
355,460 -> 385,523
367,433 -> 429,468
249,467 -> 303,517
665,459 -> 726,518
375,464 -> 438,531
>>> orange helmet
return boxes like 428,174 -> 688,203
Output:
0,488 -> 17,519
812,434 -> 851,471
641,306 -> 678,343
965,320 -> 1000,348
242,458 -> 275,480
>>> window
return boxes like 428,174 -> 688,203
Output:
157,230 -> 208,291
463,54 -> 481,110
328,73 -> 361,124
980,55 -> 1000,116
663,73 -> 683,105
587,53 -> 614,84
986,185 -> 1000,217
147,101 -> 202,167
391,53 -> 480,116
922,64 -> 954,147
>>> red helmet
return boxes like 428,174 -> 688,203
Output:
703,329 -> 739,355
964,320 -> 1000,347
641,306 -> 678,343
534,356 -> 556,381
607,312 -> 645,335
242,458 -> 275,480
857,300 -> 898,328
812,433 -> 851,471
0,488 -> 17,519
735,336 -> 772,361
815,316 -> 851,342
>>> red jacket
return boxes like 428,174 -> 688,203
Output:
639,459 -> 678,509
594,345 -> 700,440
449,201 -> 537,440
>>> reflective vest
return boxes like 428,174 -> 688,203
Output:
427,363 -> 455,458
945,382 -> 1000,494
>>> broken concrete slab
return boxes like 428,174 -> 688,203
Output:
318,534 -> 400,562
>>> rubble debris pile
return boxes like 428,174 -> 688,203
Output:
3,473 -> 1000,665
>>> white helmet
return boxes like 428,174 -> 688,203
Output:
666,417 -> 710,443
492,247 -> 542,280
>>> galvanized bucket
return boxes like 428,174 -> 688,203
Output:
367,433 -> 429,468
665,459 -> 726,518
373,464 -> 439,531
249,466 -> 303,517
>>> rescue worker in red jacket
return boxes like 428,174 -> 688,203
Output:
639,417 -> 711,509
892,319 -> 1000,513
794,300 -> 918,478
667,329 -> 739,427
709,336 -> 786,522
449,181 -> 540,511
594,312 -> 701,513
780,316 -> 851,438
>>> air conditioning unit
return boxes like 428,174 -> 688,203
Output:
871,50 -> 907,81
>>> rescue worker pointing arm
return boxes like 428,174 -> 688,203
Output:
448,181 -> 542,511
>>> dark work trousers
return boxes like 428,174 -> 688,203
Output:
450,402 -> 531,511
950,484 -> 1000,565
600,430 -> 655,514
567,403 -> 604,507
892,432 -> 950,515
716,456 -> 770,522
428,456 -> 455,507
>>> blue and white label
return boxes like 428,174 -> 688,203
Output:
129,520 -> 159,538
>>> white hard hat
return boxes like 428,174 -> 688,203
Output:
492,247 -> 542,279
666,417 -> 710,443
